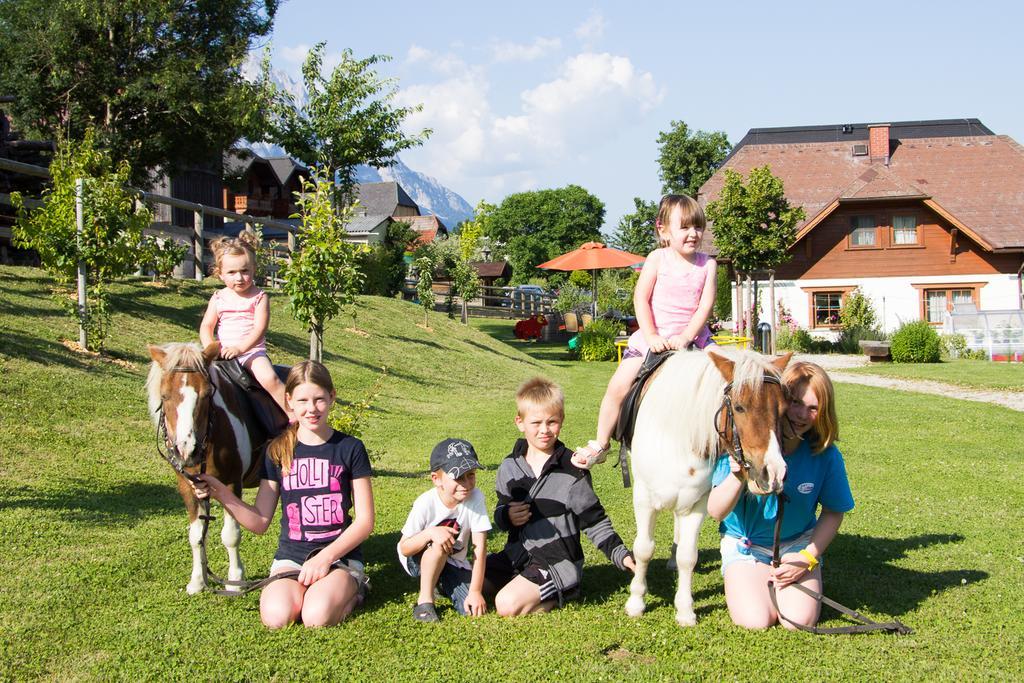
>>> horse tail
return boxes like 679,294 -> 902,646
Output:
268,422 -> 299,476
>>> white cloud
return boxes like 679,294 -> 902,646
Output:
575,11 -> 606,42
396,50 -> 662,198
404,44 -> 468,76
491,37 -> 562,62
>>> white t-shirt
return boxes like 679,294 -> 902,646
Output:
398,487 -> 492,572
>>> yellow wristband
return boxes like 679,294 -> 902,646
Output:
799,548 -> 819,571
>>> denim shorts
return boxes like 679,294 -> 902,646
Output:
719,531 -> 816,575
405,552 -> 474,616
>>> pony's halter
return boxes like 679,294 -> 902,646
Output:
714,374 -> 787,473
154,365 -> 215,481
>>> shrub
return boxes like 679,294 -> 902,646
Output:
941,333 -> 967,359
890,321 -> 942,363
554,283 -> 591,315
576,318 -> 619,361
788,328 -> 815,353
835,325 -> 886,354
839,287 -> 877,330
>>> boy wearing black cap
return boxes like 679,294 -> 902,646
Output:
398,438 -> 492,622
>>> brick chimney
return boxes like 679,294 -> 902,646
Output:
869,124 -> 891,164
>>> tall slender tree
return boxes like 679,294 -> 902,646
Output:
267,43 -> 430,209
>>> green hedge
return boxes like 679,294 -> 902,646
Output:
890,321 -> 941,363
576,318 -> 619,361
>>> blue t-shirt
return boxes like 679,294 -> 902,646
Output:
712,440 -> 854,546
261,431 -> 373,564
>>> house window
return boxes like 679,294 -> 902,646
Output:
813,292 -> 843,328
925,288 -> 975,324
892,215 -> 919,245
850,215 -> 876,247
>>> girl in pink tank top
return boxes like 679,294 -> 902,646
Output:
573,195 -> 718,468
200,234 -> 290,417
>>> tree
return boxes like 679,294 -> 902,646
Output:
413,240 -> 480,324
11,130 -> 151,350
268,43 -> 430,208
488,185 -> 605,284
414,256 -> 435,329
0,0 -> 278,187
657,120 -> 731,197
280,167 -> 364,361
610,197 -> 658,256
705,166 -> 805,337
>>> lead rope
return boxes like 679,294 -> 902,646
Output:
768,493 -> 913,635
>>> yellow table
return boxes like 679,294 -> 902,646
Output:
711,334 -> 753,349
614,338 -> 629,362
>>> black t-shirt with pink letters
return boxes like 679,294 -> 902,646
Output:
261,431 -> 373,565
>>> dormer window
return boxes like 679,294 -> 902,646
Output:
892,215 -> 919,245
850,215 -> 877,247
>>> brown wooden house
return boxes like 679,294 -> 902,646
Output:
699,119 -> 1024,334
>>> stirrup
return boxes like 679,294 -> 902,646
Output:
574,440 -> 609,468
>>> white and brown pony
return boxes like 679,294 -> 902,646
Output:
625,349 -> 791,626
146,341 -> 270,594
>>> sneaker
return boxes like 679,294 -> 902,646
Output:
413,602 -> 439,623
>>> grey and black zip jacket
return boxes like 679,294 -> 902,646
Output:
493,438 -> 633,600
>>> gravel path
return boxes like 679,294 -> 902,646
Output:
792,353 -> 1024,412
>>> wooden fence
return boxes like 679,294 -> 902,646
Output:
405,280 -> 555,319
0,156 -> 298,283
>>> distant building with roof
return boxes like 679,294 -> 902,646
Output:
699,118 -> 1024,334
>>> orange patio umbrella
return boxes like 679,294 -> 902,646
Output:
537,241 -> 644,317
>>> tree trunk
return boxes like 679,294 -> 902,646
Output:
461,297 -> 468,324
309,322 -> 323,362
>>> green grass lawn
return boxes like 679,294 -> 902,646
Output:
1,265 -> 1022,680
845,358 -> 1024,392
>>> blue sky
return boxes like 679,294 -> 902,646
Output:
265,0 -> 1024,232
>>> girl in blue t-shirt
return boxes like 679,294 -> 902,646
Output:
192,361 -> 375,628
707,361 -> 853,630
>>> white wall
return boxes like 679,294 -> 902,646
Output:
752,274 -> 1021,337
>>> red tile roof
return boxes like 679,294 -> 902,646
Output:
400,214 -> 449,246
700,132 -> 1024,251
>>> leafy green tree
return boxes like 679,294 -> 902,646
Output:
11,130 -> 151,350
657,120 -> 731,197
0,0 -> 277,187
488,185 -> 605,284
280,167 -> 364,361
414,256 -> 435,329
268,43 -> 430,208
610,197 -> 658,256
706,166 -> 805,335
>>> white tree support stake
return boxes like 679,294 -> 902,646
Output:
75,178 -> 87,349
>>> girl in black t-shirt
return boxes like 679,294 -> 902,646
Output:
192,361 -> 375,628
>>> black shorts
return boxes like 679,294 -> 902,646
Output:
482,551 -> 578,605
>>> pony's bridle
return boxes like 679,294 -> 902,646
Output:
714,374 -> 787,472
154,365 -> 216,483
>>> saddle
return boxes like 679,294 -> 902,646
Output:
612,350 -> 674,487
209,360 -> 290,456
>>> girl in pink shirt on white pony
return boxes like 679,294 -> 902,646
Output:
573,194 -> 718,468
200,233 -> 289,416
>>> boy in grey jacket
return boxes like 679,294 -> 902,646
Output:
483,377 -> 634,615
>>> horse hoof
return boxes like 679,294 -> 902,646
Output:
625,596 -> 646,618
186,580 -> 205,595
675,611 -> 697,627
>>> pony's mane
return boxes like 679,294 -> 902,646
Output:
145,342 -> 206,422
638,349 -> 782,460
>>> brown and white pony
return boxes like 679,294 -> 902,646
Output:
146,342 -> 267,594
625,349 -> 791,626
